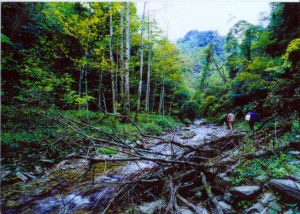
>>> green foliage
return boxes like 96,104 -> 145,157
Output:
180,101 -> 200,120
97,147 -> 118,155
138,114 -> 180,135
237,200 -> 252,209
290,115 -> 300,139
231,152 -> 299,185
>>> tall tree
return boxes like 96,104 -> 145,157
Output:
124,2 -> 130,116
145,11 -> 152,113
109,2 -> 117,113
119,3 -> 124,112
137,2 -> 147,115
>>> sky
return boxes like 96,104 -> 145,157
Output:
136,1 -> 272,42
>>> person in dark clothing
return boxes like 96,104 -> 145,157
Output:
247,111 -> 261,132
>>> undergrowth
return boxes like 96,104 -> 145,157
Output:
1,105 -> 181,184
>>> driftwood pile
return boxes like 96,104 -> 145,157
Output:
34,110 -> 299,213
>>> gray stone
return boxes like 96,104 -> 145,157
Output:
268,179 -> 300,203
244,203 -> 264,214
260,192 -> 276,205
214,173 -> 232,193
219,201 -> 235,214
229,185 -> 261,200
256,175 -> 268,182
135,200 -> 165,214
224,192 -> 233,204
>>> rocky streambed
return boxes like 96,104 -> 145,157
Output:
1,119 -> 299,214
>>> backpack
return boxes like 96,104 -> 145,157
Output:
245,114 -> 251,121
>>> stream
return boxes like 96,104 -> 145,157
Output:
1,119 -> 230,214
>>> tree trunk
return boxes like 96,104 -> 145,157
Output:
158,70 -> 166,116
151,69 -> 158,113
78,69 -> 83,110
124,2 -> 130,117
85,56 -> 89,122
85,29 -> 91,120
145,14 -> 152,114
168,93 -> 175,116
137,2 -> 146,116
98,70 -> 104,109
212,55 -> 227,84
110,2 -> 117,114
102,91 -> 108,114
120,4 -> 124,113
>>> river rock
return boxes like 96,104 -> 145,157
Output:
260,192 -> 276,205
214,173 -> 232,193
135,200 -> 165,214
268,179 -> 300,203
219,201 -> 235,214
224,192 -> 233,204
243,203 -> 264,214
255,175 -> 268,182
229,185 -> 261,200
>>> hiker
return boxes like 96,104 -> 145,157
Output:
226,112 -> 236,131
245,111 -> 261,132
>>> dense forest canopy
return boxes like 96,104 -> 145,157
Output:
1,2 -> 300,214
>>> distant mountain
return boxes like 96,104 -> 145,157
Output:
177,30 -> 225,59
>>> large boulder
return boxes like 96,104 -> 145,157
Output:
268,179 -> 300,203
135,200 -> 165,214
229,186 -> 261,200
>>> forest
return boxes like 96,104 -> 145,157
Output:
1,2 -> 300,214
